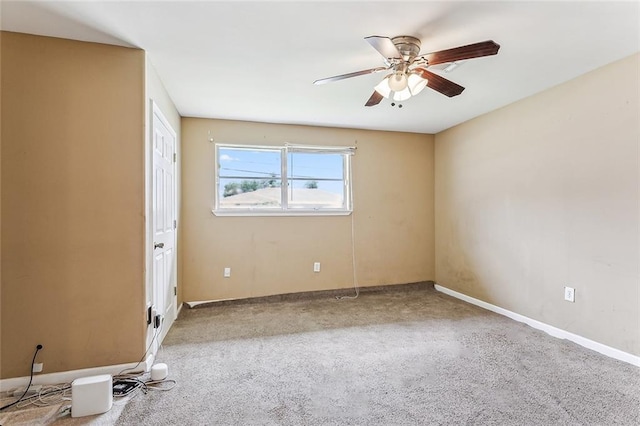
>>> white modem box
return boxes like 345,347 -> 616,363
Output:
71,374 -> 113,418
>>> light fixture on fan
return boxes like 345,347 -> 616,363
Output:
374,70 -> 428,102
313,35 -> 500,107
389,70 -> 408,91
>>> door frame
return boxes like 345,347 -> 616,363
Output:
145,100 -> 178,366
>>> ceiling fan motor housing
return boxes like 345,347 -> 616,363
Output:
391,36 -> 421,61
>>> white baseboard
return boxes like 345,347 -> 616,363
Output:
0,360 -> 150,393
434,284 -> 640,367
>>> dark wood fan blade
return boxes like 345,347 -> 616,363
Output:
365,36 -> 403,60
365,91 -> 384,107
414,68 -> 465,97
423,40 -> 500,66
313,66 -> 389,85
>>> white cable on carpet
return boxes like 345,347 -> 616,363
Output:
14,384 -> 71,409
337,189 -> 359,300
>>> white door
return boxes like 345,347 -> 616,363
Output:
152,103 -> 177,347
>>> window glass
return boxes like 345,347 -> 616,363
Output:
218,147 -> 282,209
215,144 -> 352,215
288,152 -> 344,209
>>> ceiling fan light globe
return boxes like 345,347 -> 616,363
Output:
374,76 -> 392,98
388,71 -> 408,92
408,73 -> 428,96
392,87 -> 412,101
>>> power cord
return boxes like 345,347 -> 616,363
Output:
337,204 -> 359,300
117,323 -> 163,376
145,378 -> 176,391
0,344 -> 43,411
113,324 -> 177,399
0,339 -> 176,418
112,372 -> 176,400
16,384 -> 71,408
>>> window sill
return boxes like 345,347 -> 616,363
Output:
212,209 -> 352,217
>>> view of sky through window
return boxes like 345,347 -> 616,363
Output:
217,146 -> 348,211
219,148 -> 344,193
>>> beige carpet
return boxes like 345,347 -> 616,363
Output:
3,282 -> 639,425
118,282 -> 639,425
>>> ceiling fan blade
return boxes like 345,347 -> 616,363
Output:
365,36 -> 403,60
414,68 -> 465,97
313,66 -> 389,85
365,91 -> 384,107
422,40 -> 500,66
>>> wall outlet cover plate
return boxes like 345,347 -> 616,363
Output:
564,286 -> 575,302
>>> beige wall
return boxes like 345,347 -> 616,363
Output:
1,32 -> 146,377
181,118 -> 435,302
0,26 -> 3,372
435,53 -> 639,355
146,58 -> 181,134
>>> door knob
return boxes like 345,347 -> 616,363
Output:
154,242 -> 164,249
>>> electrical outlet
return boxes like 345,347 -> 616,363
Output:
33,363 -> 43,373
224,267 -> 231,278
313,262 -> 321,273
564,286 -> 575,302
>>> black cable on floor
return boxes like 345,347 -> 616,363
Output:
0,344 -> 43,411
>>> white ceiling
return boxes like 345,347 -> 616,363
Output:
1,1 -> 638,134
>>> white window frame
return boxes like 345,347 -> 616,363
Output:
214,143 -> 354,216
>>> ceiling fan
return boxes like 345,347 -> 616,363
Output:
314,36 -> 500,107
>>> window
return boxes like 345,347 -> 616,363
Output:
215,144 -> 353,215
